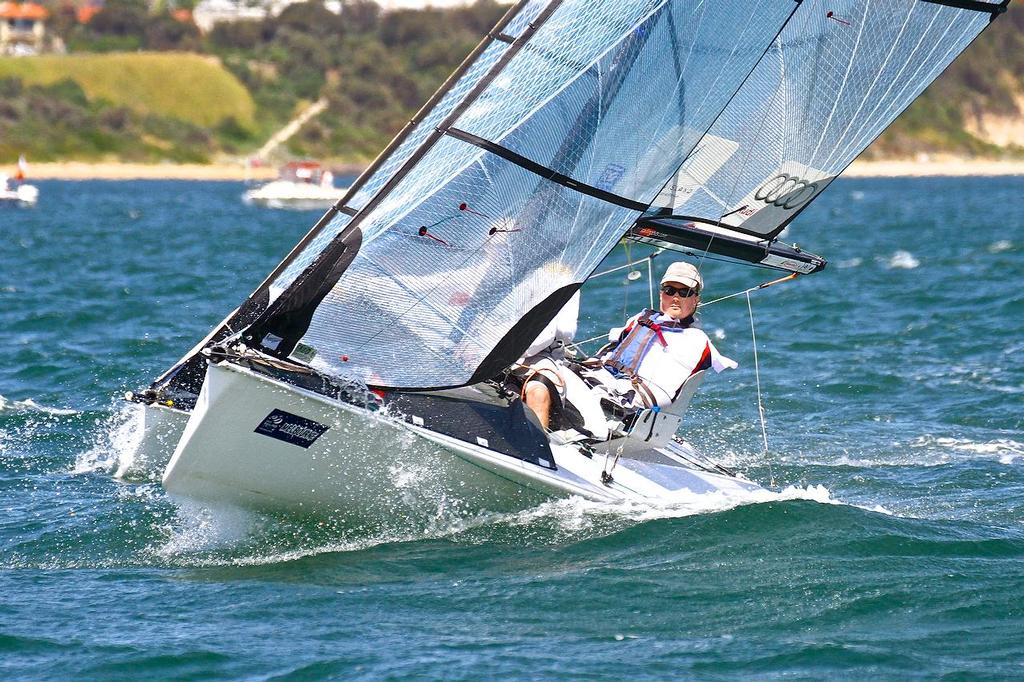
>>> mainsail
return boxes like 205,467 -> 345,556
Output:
243,0 -> 1008,392
247,0 -> 805,389
157,0 -> 1010,399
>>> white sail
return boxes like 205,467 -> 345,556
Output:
249,0 -> 802,389
662,0 -> 1003,238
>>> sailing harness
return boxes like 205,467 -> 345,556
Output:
601,310 -> 710,409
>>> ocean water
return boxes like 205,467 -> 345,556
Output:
1,177 -> 1022,679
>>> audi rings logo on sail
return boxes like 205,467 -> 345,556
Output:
754,174 -> 819,210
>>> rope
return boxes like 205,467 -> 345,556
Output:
699,273 -> 799,308
746,290 -> 774,487
587,248 -> 664,280
647,255 -> 655,310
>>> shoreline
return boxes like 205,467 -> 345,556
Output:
20,161 -> 365,181
15,158 -> 1024,181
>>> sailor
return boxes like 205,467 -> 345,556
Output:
519,290 -> 579,431
591,261 -> 736,413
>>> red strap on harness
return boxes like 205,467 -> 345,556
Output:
639,317 -> 667,347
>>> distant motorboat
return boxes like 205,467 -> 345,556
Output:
0,173 -> 38,207
242,161 -> 348,210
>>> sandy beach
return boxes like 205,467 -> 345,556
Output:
21,161 -> 364,181
15,158 -> 1024,180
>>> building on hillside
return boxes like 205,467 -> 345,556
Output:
0,1 -> 48,55
192,0 -> 268,33
375,0 -> 488,8
191,0 -> 493,33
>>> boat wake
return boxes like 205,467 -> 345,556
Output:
0,394 -> 78,415
150,479 -> 840,568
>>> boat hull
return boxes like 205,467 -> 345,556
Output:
163,360 -> 763,525
115,401 -> 190,481
163,362 -> 559,526
241,181 -> 347,211
0,184 -> 38,207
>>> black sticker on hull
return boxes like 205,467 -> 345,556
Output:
254,409 -> 328,448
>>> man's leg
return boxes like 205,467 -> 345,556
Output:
524,381 -> 552,430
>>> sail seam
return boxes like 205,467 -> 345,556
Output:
444,128 -> 649,212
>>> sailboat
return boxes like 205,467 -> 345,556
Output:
0,156 -> 38,207
242,160 -> 350,210
125,0 -> 1012,520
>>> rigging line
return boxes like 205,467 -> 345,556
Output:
699,273 -> 798,308
622,241 -> 632,322
647,255 -> 655,310
746,290 -> 774,487
569,272 -> 798,353
587,248 -> 665,280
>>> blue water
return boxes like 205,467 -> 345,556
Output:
1,177 -> 1022,679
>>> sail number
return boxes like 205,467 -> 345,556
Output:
754,173 -> 820,210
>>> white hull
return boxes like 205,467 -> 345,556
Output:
115,402 -> 190,480
163,360 -> 762,524
242,180 -> 347,211
0,183 -> 38,207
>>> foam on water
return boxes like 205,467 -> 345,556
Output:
0,394 -> 78,415
145,478 -> 842,568
71,402 -> 143,475
881,250 -> 920,269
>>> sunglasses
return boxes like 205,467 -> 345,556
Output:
660,284 -> 698,298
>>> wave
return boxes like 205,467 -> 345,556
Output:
820,434 -> 1023,469
0,394 -> 78,416
146,482 -> 842,569
880,250 -> 920,269
71,403 -> 140,475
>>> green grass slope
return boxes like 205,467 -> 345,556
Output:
0,52 -> 254,129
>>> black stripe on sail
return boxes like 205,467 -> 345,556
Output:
445,127 -> 650,212
919,0 -> 1007,15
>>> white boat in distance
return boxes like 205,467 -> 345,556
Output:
127,0 -> 1011,524
0,174 -> 38,207
242,160 -> 348,210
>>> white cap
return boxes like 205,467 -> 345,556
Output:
660,261 -> 703,291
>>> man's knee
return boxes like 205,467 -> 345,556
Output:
524,381 -> 551,409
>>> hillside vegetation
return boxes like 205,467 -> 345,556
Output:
867,4 -> 1024,159
0,0 -> 1022,164
0,53 -> 254,128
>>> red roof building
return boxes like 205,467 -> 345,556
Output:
0,2 -> 49,55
